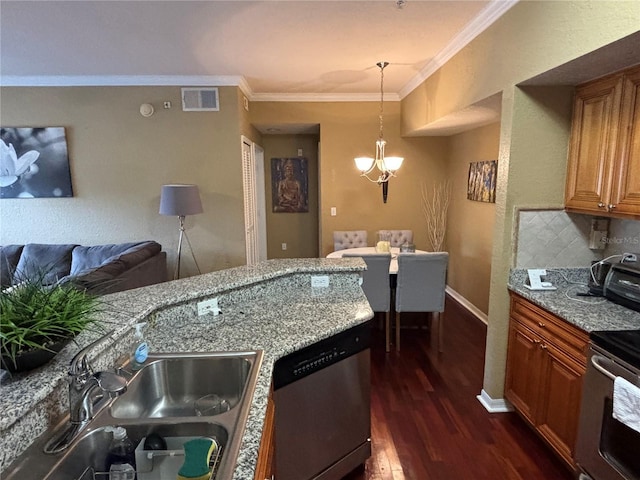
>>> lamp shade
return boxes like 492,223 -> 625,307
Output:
355,156 -> 375,173
159,184 -> 203,216
383,156 -> 404,171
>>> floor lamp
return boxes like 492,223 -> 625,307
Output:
159,184 -> 203,280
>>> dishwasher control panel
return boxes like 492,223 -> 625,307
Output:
273,321 -> 371,389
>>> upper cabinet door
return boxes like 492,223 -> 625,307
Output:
610,65 -> 640,217
565,74 -> 622,214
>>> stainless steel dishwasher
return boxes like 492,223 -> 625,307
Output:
273,321 -> 372,480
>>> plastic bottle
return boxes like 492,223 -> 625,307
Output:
130,322 -> 148,371
105,426 -> 136,480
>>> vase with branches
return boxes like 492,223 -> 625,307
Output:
421,180 -> 452,252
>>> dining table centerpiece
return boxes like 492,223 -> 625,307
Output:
0,269 -> 105,373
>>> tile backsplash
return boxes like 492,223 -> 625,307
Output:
515,209 -> 640,268
604,219 -> 640,257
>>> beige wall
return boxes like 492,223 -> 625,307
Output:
0,86 -> 247,276
262,134 -> 320,259
399,0 -> 639,401
484,86 -> 574,397
446,122 -> 500,314
402,0 -> 640,134
250,101 -> 448,255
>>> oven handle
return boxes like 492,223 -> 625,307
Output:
591,354 -> 617,381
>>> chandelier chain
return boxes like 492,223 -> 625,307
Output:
377,61 -> 388,140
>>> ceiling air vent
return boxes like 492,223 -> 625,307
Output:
181,87 -> 219,111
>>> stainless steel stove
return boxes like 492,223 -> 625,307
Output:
576,329 -> 640,480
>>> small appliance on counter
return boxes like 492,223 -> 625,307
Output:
588,261 -> 612,296
603,261 -> 640,312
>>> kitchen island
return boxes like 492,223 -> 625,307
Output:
0,258 -> 373,478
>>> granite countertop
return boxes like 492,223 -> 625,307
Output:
0,258 -> 373,478
508,268 -> 640,332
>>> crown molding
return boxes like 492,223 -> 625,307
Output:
249,92 -> 400,102
0,75 -> 245,87
0,74 -> 399,102
399,0 -> 520,99
237,77 -> 253,99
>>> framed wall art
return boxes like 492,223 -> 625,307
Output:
271,157 -> 309,213
467,160 -> 497,203
0,127 -> 73,199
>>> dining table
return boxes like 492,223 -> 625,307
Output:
326,246 -> 428,274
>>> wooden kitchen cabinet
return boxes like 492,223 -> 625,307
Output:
254,387 -> 275,480
565,64 -> 640,219
505,293 -> 589,469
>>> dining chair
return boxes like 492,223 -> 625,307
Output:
333,230 -> 368,251
377,230 -> 413,247
343,253 -> 393,352
395,252 -> 449,352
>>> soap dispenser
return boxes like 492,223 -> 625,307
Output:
130,322 -> 148,371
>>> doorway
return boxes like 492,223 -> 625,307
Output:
241,136 -> 267,265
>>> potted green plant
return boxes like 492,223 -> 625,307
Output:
0,269 -> 105,373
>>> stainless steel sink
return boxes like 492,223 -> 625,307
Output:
2,350 -> 263,480
111,353 -> 253,418
43,422 -> 228,480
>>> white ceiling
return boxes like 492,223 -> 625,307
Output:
0,0 -> 518,100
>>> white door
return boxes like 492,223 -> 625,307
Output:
241,136 -> 267,265
253,143 -> 267,261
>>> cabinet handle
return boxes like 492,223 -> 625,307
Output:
538,322 -> 545,328
608,204 -> 616,210
533,339 -> 541,344
540,343 -> 547,350
598,202 -> 606,208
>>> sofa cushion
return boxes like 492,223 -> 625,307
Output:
15,243 -> 77,285
70,241 -> 161,276
0,245 -> 24,288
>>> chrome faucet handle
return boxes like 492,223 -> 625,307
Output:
68,330 -> 115,391
45,330 -> 124,455
46,370 -> 128,454
68,330 -> 115,377
93,371 -> 128,396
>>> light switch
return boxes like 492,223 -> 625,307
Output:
331,207 -> 336,216
297,148 -> 303,156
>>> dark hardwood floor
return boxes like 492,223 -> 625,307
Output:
343,296 -> 575,480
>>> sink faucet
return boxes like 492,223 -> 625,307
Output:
44,332 -> 128,454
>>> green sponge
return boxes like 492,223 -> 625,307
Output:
177,438 -> 215,480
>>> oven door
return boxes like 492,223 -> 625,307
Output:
576,346 -> 640,480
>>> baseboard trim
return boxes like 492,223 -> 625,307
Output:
477,389 -> 513,413
445,286 -> 488,325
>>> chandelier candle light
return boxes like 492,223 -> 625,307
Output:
354,61 -> 404,203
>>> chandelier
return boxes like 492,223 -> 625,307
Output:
354,61 -> 404,203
